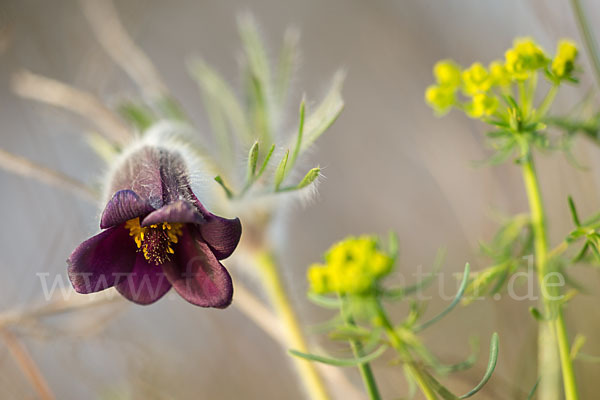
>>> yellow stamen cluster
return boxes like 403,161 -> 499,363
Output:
307,236 -> 394,295
124,217 -> 183,265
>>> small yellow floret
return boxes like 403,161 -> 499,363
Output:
504,38 -> 548,80
466,93 -> 499,119
489,61 -> 511,87
433,60 -> 461,89
425,85 -> 455,115
462,62 -> 492,95
551,39 -> 578,79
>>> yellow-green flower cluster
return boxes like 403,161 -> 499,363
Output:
307,236 -> 394,295
425,60 -> 461,115
551,40 -> 578,80
461,62 -> 499,118
462,62 -> 492,95
425,60 -> 499,119
504,38 -> 549,80
425,37 -> 579,120
489,61 -> 512,87
467,93 -> 499,119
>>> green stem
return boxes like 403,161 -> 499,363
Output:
536,85 -> 559,119
255,251 -> 330,400
570,0 -> 600,89
520,145 -> 579,400
373,301 -> 438,400
340,297 -> 381,400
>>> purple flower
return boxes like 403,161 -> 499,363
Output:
67,146 -> 241,307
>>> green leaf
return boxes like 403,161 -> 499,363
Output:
502,94 -> 519,110
276,28 -> 299,104
478,140 -> 516,166
307,292 -> 341,309
572,242 -> 589,263
188,58 -> 251,141
415,263 -> 470,332
214,175 -> 234,199
459,332 -> 499,398
295,167 -> 320,189
568,196 -> 581,226
328,325 -> 374,342
238,15 -> 273,144
297,71 -> 345,152
238,14 -> 271,93
388,231 -> 400,264
527,378 -> 540,400
274,150 -> 289,191
117,102 -> 155,131
246,141 -> 259,182
435,337 -> 479,374
247,72 -> 271,145
529,306 -> 545,321
289,345 -> 387,367
570,334 -> 586,361
421,369 -> 459,400
288,99 -> 305,175
257,144 -> 276,179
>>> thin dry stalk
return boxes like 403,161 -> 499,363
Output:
0,281 -> 362,398
0,289 -> 123,329
11,69 -> 131,145
0,329 -> 55,400
0,147 -> 98,201
79,0 -> 168,99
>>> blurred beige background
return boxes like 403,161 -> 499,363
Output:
2,0 -> 600,398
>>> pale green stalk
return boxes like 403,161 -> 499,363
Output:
520,144 -> 579,400
340,297 -> 381,400
255,251 -> 330,400
373,301 -> 438,400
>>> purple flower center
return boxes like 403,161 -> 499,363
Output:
124,217 -> 183,265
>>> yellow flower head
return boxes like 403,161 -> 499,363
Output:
489,60 -> 512,87
433,60 -> 461,89
307,236 -> 394,295
425,85 -> 456,115
462,62 -> 492,95
551,39 -> 578,79
504,38 -> 548,80
466,93 -> 499,119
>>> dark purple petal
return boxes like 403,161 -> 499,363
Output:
141,200 -> 204,227
162,227 -> 233,308
67,225 -> 135,294
191,196 -> 242,260
115,253 -> 172,305
100,190 -> 155,229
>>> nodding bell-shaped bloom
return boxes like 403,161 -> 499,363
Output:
67,145 -> 241,307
